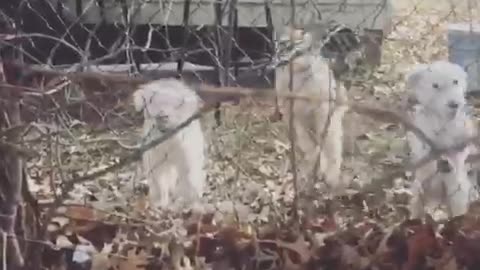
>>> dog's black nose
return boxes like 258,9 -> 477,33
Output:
448,101 -> 459,109
437,159 -> 452,173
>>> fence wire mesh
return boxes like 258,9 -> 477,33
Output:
1,0 -> 480,269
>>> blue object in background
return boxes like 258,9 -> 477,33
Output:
448,23 -> 480,92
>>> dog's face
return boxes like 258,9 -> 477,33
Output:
276,23 -> 364,79
133,79 -> 202,128
320,25 -> 365,78
329,49 -> 365,79
406,61 -> 468,119
276,26 -> 314,63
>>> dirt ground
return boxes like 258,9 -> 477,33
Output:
24,0 -> 480,227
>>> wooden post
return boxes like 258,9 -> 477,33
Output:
212,0 -> 238,126
177,0 -> 192,76
75,0 -> 83,18
120,0 -> 139,74
265,0 -> 282,122
223,0 -> 237,86
0,34 -> 25,270
97,0 -> 106,21
213,0 -> 224,126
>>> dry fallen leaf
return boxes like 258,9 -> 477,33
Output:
112,247 -> 149,270
91,246 -> 113,270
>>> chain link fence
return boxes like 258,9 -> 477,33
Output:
1,0 -> 480,269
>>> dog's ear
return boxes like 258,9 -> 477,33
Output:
453,63 -> 468,93
405,64 -> 428,91
133,79 -> 203,120
281,25 -> 294,39
132,88 -> 147,112
281,25 -> 304,41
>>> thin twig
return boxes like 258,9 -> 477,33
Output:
2,232 -> 6,270
288,0 -> 299,223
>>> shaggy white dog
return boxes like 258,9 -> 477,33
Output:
275,26 -> 349,195
405,60 -> 479,218
133,78 -> 206,208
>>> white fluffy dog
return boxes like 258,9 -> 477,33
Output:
405,61 -> 479,218
275,26 -> 349,195
133,78 -> 206,208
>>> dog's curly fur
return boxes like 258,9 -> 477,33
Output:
405,61 -> 479,218
275,26 -> 350,195
133,78 -> 206,208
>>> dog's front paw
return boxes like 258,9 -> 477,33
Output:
446,184 -> 473,218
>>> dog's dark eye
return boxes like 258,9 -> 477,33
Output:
432,83 -> 439,89
453,79 -> 458,85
